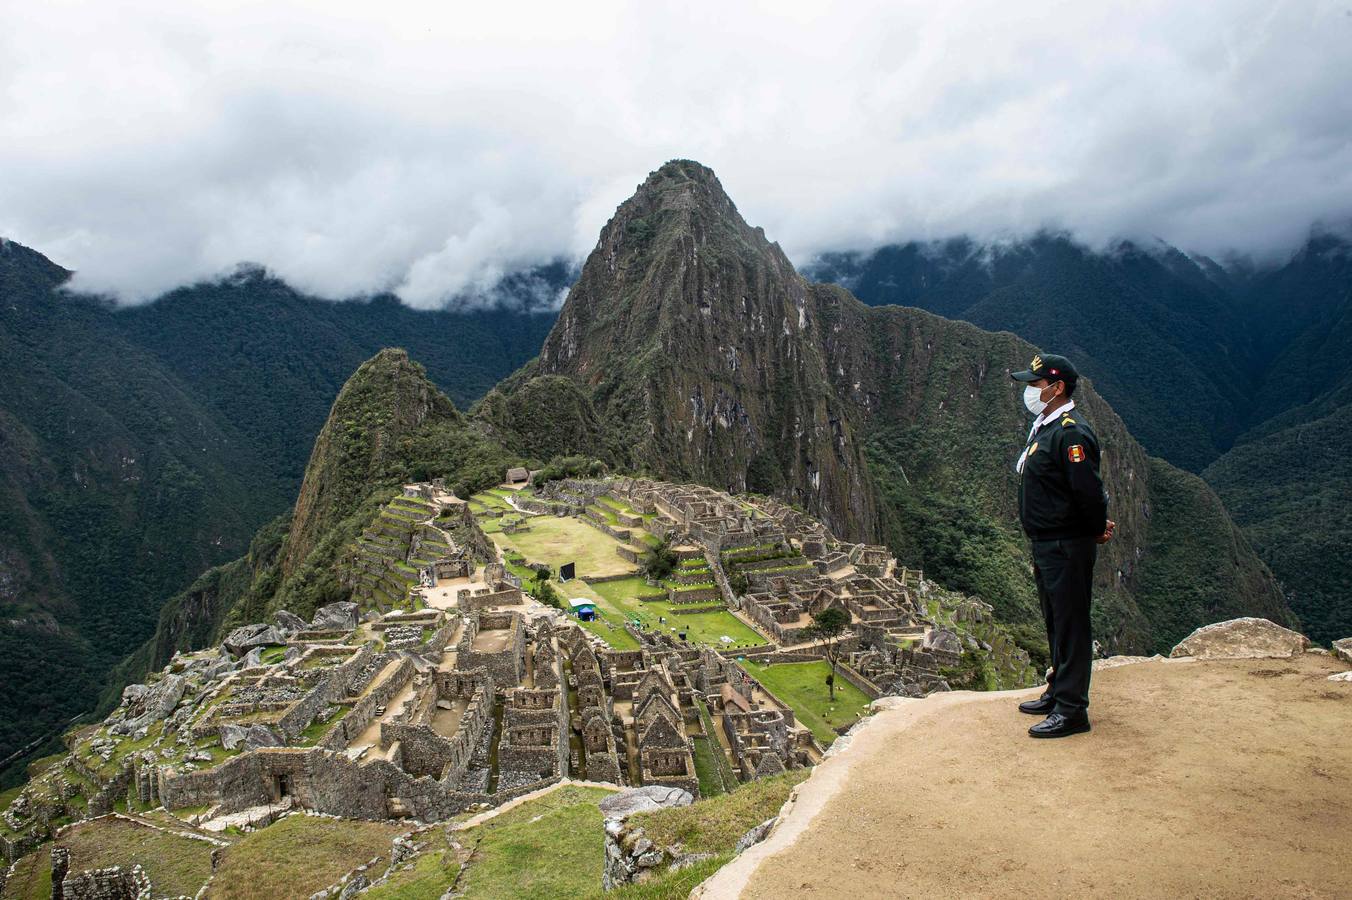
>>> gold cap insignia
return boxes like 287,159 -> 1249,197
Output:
1031,354 -> 1043,371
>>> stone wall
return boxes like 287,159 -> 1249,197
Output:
381,677 -> 492,781
460,587 -> 524,611
158,747 -> 487,822
666,586 -> 721,604
836,662 -> 883,700
457,612 -> 526,687
319,658 -> 415,752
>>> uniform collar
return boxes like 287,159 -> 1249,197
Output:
1029,399 -> 1075,441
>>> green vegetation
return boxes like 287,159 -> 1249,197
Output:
632,770 -> 809,856
210,814 -> 406,900
802,607 -> 850,701
1205,402 -> 1352,644
492,515 -> 634,578
1,846 -> 52,899
363,846 -> 461,900
640,536 -> 678,582
456,785 -> 613,898
586,578 -> 765,648
1133,459 -> 1297,653
742,660 -> 872,745
691,700 -> 737,797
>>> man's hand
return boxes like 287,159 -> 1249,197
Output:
1096,519 -> 1116,544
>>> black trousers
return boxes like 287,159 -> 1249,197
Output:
1031,537 -> 1097,715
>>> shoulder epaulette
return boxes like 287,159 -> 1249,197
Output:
1060,416 -> 1076,426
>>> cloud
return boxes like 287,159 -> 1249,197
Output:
1,0 -> 1350,304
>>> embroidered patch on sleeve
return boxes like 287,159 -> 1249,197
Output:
1067,444 -> 1085,463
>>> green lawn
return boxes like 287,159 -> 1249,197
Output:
363,844 -> 460,900
458,786 -> 613,898
631,770 -> 809,856
469,491 -> 512,512
1,846 -> 52,899
742,660 -> 872,746
586,578 -> 766,649
491,516 -> 635,578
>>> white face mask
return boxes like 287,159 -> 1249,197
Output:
1023,383 -> 1055,416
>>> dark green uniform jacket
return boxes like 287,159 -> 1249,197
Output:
1018,408 -> 1109,541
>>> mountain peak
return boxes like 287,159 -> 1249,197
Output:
281,347 -> 462,578
0,236 -> 72,298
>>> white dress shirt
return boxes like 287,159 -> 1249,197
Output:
1016,399 -> 1076,473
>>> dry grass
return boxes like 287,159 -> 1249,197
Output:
208,814 -> 404,900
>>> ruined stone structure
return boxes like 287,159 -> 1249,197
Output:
2,477 -> 1029,862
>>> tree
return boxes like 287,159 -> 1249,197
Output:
641,536 -> 677,582
531,567 -> 562,609
804,607 -> 851,701
729,571 -> 749,598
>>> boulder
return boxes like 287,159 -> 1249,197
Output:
734,816 -> 777,854
203,652 -> 237,680
275,610 -> 307,634
1328,671 -> 1352,683
224,623 -> 286,656
219,723 -> 282,751
598,785 -> 693,820
1170,618 -> 1311,660
923,628 -> 962,655
111,674 -> 187,734
1333,637 -> 1352,666
310,602 -> 360,632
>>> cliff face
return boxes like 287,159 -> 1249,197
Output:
498,160 -> 1291,652
527,160 -> 881,539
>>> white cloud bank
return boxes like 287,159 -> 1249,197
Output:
2,0 -> 1350,305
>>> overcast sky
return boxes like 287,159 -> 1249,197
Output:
3,1 -> 1351,307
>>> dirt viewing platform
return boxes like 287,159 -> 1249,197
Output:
699,652 -> 1352,898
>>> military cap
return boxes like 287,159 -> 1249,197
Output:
1011,352 -> 1079,384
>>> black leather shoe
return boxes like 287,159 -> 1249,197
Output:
1028,712 -> 1091,739
1018,693 -> 1055,715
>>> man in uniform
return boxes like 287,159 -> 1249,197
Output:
1011,353 -> 1115,738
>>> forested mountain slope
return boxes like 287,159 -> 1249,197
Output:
0,238 -> 555,776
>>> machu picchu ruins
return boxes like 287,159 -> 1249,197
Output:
1,473 -> 1036,894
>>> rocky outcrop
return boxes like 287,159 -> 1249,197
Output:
223,624 -> 285,655
108,673 -> 185,735
1170,617 -> 1311,660
1333,637 -> 1352,665
274,610 -> 307,633
310,602 -> 359,632
218,723 -> 282,751
598,784 -> 693,819
601,786 -> 696,889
